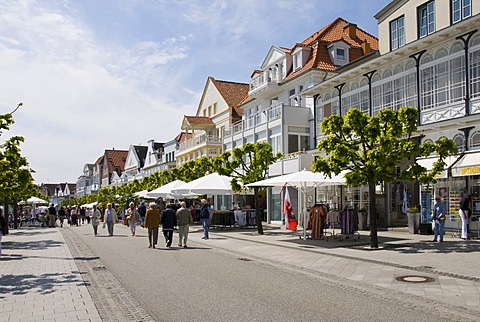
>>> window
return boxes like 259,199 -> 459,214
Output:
418,1 -> 435,38
453,134 -> 465,152
452,0 -> 471,24
213,103 -> 217,115
337,48 -> 346,61
390,16 -> 405,50
294,53 -> 302,70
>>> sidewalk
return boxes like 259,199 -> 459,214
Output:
0,227 -> 101,322
187,224 -> 480,319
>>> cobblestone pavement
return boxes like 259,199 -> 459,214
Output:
0,228 -> 101,322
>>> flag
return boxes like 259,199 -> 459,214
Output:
283,186 -> 297,231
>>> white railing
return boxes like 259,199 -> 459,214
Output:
178,135 -> 222,152
249,71 -> 279,92
224,102 -> 286,137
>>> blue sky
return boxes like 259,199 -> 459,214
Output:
0,0 -> 391,184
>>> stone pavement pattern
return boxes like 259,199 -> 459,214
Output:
0,228 -> 101,322
186,224 -> 480,321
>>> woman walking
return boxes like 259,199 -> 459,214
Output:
91,204 -> 101,236
103,203 -> 117,236
126,202 -> 140,236
144,202 -> 160,248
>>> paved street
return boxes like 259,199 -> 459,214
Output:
1,223 -> 479,321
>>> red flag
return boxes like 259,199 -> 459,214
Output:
283,187 -> 297,231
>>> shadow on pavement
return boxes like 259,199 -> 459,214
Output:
3,239 -> 63,251
378,239 -> 480,254
0,273 -> 82,295
8,229 -> 56,237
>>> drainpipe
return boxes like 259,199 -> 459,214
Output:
456,30 -> 478,116
409,50 -> 426,125
313,94 -> 319,149
334,83 -> 346,116
363,71 -> 376,117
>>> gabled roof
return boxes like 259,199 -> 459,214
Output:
248,17 -> 379,86
175,132 -> 193,144
153,142 -> 164,151
210,78 -> 249,111
184,116 -> 214,125
104,149 -> 128,175
133,145 -> 148,168
94,155 -> 104,166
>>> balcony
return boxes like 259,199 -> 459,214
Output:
248,72 -> 281,99
225,102 -> 310,139
177,134 -> 222,155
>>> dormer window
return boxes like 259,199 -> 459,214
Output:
294,53 -> 302,70
328,42 -> 349,66
337,48 -> 346,61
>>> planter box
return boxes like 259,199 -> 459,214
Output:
407,212 -> 420,234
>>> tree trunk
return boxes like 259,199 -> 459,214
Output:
368,181 -> 379,248
13,203 -> 18,229
254,187 -> 264,235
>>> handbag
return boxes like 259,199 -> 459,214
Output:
102,222 -> 106,229
438,215 -> 446,221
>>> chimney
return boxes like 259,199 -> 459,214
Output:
361,39 -> 371,54
343,23 -> 357,39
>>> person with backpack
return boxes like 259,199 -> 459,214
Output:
0,207 -> 9,258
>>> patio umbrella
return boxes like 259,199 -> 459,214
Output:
247,169 -> 347,240
171,173 -> 233,196
146,180 -> 187,199
133,190 -> 149,198
18,196 -> 49,218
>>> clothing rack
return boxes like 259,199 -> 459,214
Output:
308,204 -> 330,240
337,208 -> 360,241
325,209 -> 341,241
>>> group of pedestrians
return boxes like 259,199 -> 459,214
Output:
93,201 -> 195,249
432,193 -> 473,242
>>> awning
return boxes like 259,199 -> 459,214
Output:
416,155 -> 457,179
451,151 -> 480,177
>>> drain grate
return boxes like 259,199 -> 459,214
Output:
396,275 -> 435,283
238,258 -> 253,262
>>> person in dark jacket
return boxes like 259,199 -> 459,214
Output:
161,203 -> 177,248
58,207 -> 66,228
48,204 -> 57,228
200,199 -> 211,240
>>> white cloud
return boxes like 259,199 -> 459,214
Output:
0,0 -> 192,183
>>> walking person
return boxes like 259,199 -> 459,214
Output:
91,204 -> 101,236
58,206 -> 66,228
161,203 -> 177,248
126,202 -> 140,236
0,208 -> 9,259
176,201 -> 192,248
459,194 -> 471,240
200,199 -> 211,240
138,201 -> 146,227
48,204 -> 57,228
432,196 -> 446,243
144,202 -> 160,248
103,203 -> 117,236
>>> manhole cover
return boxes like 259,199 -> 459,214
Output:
396,275 -> 435,283
238,258 -> 253,262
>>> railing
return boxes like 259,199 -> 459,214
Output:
178,134 -> 222,152
224,102 -> 285,137
249,71 -> 279,92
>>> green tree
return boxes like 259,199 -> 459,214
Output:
313,106 -> 456,248
1,111 -> 37,227
213,142 -> 282,235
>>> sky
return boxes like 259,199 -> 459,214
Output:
0,0 -> 391,184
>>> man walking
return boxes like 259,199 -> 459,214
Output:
161,203 -> 177,248
103,203 -> 117,236
138,201 -> 146,227
200,199 -> 211,240
176,201 -> 192,248
48,204 -> 57,228
144,202 -> 160,248
432,196 -> 446,243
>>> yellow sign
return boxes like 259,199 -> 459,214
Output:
460,166 -> 480,176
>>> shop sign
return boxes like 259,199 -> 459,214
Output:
460,166 -> 480,176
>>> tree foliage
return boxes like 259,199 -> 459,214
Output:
213,142 -> 282,234
313,107 -> 456,248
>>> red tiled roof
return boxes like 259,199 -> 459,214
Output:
104,149 -> 128,176
184,116 -> 214,125
175,132 -> 193,144
210,77 -> 249,117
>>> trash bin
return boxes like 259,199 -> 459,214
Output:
358,211 -> 368,230
408,213 -> 420,234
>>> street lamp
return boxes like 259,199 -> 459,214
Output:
8,102 -> 23,115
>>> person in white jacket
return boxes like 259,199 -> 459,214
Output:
91,204 -> 102,237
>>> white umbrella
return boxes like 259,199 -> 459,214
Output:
146,180 -> 187,199
247,169 -> 347,240
133,190 -> 149,198
172,173 -> 233,195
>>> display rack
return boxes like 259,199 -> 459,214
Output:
449,188 -> 462,238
